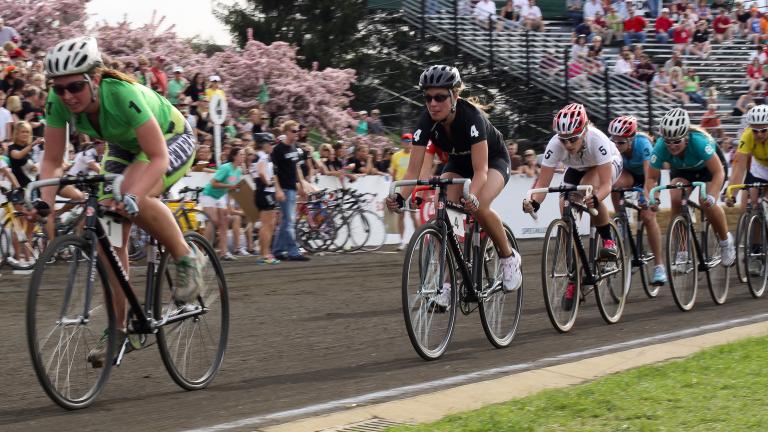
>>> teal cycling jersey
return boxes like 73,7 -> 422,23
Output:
650,130 -> 716,171
622,134 -> 653,176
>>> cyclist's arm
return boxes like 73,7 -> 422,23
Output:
593,162 -> 613,202
127,117 -> 171,198
530,165 -> 555,204
644,166 -> 661,203
39,126 -> 67,208
728,148 -> 749,188
704,154 -> 725,198
469,140 -> 489,196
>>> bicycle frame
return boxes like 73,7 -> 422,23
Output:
613,187 -> 647,268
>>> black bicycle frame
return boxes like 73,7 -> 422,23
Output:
434,186 -> 481,299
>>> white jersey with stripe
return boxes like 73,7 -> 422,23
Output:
541,125 -> 619,171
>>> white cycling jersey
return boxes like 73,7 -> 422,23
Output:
541,125 -> 620,171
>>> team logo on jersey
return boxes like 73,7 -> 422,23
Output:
470,125 -> 479,138
704,145 -> 714,155
650,154 -> 657,164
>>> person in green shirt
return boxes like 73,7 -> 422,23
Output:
39,36 -> 206,368
167,65 -> 188,105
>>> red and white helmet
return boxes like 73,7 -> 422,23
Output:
608,115 -> 638,138
553,103 -> 588,136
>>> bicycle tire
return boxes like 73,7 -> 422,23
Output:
745,214 -> 768,298
612,216 -> 635,298
735,211 -> 748,284
478,223 -> 523,348
594,221 -> 628,324
703,222 -> 730,305
666,216 -> 698,311
541,219 -> 580,333
155,231 -> 229,390
402,223 -> 457,360
345,210 -> 371,253
27,234 -> 115,410
0,223 -> 9,267
637,222 -> 660,298
328,208 -> 350,253
360,210 -> 387,252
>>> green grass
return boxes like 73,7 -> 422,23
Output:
388,335 -> 768,431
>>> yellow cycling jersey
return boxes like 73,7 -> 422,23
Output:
737,128 -> 768,167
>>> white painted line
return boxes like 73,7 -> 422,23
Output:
184,312 -> 768,432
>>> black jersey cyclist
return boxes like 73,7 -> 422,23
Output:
644,107 -> 735,267
385,65 -> 522,304
38,36 -> 205,366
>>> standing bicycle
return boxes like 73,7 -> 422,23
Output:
391,177 -> 523,360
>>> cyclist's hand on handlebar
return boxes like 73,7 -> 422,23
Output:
724,194 -> 736,207
702,194 -> 717,208
584,193 -> 599,209
386,193 -> 404,212
461,193 -> 479,213
522,198 -> 539,214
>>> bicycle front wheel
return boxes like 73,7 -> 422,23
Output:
402,224 -> 457,360
594,221 -> 628,324
704,222 -> 730,305
361,210 -> 387,252
612,216 -> 635,297
155,232 -> 229,389
637,222 -> 660,298
735,212 -> 748,284
478,224 -> 523,348
666,216 -> 698,311
745,214 -> 768,298
542,219 -> 580,333
27,234 -> 115,410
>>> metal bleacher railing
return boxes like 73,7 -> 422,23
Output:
402,0 -> 754,141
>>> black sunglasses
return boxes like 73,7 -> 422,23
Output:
612,138 -> 630,145
52,80 -> 89,96
752,127 -> 768,133
290,129 -> 300,133
558,134 -> 582,144
424,93 -> 451,103
667,138 -> 685,145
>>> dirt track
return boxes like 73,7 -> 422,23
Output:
0,239 -> 765,431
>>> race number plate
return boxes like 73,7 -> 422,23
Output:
446,208 -> 465,237
99,214 -> 124,248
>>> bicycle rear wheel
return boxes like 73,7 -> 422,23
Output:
703,222 -> 730,305
27,234 -> 115,410
735,212 -> 748,284
637,222 -> 660,298
361,210 -> 387,252
666,216 -> 698,311
155,232 -> 229,389
345,210 -> 370,253
402,223 -> 457,360
478,224 -> 523,348
745,214 -> 768,298
542,219 -> 580,333
594,222 -> 628,324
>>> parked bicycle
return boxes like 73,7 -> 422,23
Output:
726,183 -> 768,298
25,174 -> 229,409
527,185 -> 629,333
649,181 -> 730,311
0,187 -> 46,270
392,177 -> 523,360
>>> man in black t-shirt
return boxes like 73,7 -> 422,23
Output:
19,87 -> 45,137
271,120 -> 310,261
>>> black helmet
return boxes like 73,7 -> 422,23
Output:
253,132 -> 275,144
419,65 -> 462,90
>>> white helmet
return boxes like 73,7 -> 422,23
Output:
44,36 -> 103,78
658,108 -> 690,141
747,104 -> 768,125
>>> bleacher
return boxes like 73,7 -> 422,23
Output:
401,0 -> 754,142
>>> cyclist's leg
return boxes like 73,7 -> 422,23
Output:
610,170 -> 634,211
473,168 -> 512,258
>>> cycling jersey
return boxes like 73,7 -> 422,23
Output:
46,78 -> 187,155
621,134 -> 653,176
426,141 -> 448,164
737,127 -> 768,180
650,130 -> 716,170
542,125 -> 620,170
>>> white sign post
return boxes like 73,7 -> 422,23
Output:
208,93 -> 228,166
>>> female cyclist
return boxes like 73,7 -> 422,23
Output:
38,36 -> 205,366
608,115 -> 667,285
644,107 -> 735,267
386,65 -> 522,301
522,103 -> 622,310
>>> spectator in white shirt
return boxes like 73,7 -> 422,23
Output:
583,0 -> 604,20
613,0 -> 630,20
613,51 -> 634,75
0,19 -> 19,46
521,0 -> 545,31
474,0 -> 497,29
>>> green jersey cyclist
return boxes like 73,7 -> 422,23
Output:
38,36 -> 206,367
385,65 -> 522,306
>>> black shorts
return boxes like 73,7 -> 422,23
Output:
628,171 -> 645,188
563,167 -> 587,185
255,190 -> 277,211
443,155 -> 511,186
670,167 -> 713,183
746,171 -> 768,184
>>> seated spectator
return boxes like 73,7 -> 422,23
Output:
747,7 -> 761,44
732,90 -> 756,117
613,50 -> 634,75
669,66 -> 691,104
574,17 -> 594,41
567,0 -> 583,26
496,0 -> 520,31
632,54 -> 655,83
519,149 -> 540,177
613,0 -> 630,21
655,8 -> 674,43
604,6 -> 623,46
748,44 -> 767,63
623,8 -> 647,46
673,0 -> 689,20
711,9 -> 733,42
664,48 -> 686,74
695,0 -> 712,22
473,0 -> 497,29
652,67 -> 673,94
592,11 -> 608,40
568,53 -> 590,87
683,68 -> 707,106
587,35 -> 605,63
583,0 -> 604,21
506,139 -> 523,173
761,11 -> 768,44
571,34 -> 589,59
746,57 -> 766,93
690,19 -> 711,58
735,2 -> 751,38
672,22 -> 693,54
520,0 -> 545,32
700,104 -> 731,149
685,4 -> 699,24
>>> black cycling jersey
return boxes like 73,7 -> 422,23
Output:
413,98 -> 508,167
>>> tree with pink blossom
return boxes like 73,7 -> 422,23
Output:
1,0 -> 90,52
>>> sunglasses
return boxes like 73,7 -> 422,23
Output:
290,129 -> 300,133
52,80 -> 89,96
667,138 -> 685,145
612,138 -> 630,145
753,127 -> 768,133
558,133 -> 582,144
424,93 -> 451,103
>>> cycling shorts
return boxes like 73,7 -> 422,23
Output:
443,155 -> 512,186
746,171 -> 768,184
100,123 -> 196,200
669,166 -> 727,184
562,155 -> 622,186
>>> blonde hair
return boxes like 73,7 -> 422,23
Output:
92,66 -> 138,84
281,120 -> 299,133
6,95 -> 21,112
452,83 -> 491,116
319,143 -> 333,153
12,121 -> 32,145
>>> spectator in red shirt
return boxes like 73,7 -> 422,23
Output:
672,22 -> 692,53
746,57 -> 765,93
712,9 -> 733,42
623,8 -> 647,46
655,8 -> 674,43
150,55 -> 168,96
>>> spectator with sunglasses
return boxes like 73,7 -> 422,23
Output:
39,36 -> 205,368
645,108 -> 734,267
523,104 -> 622,269
271,120 -> 309,261
607,115 -> 667,286
386,65 -> 522,301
